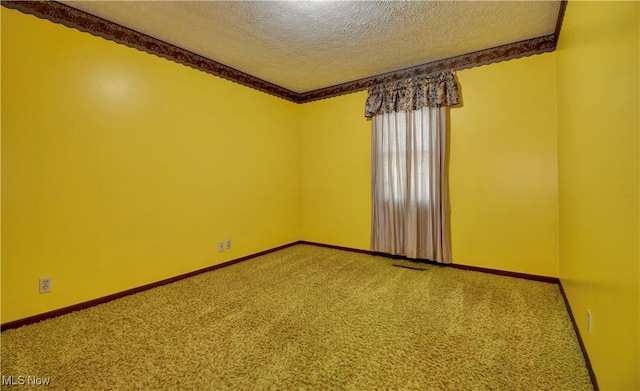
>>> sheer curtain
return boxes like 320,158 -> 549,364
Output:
365,72 -> 459,263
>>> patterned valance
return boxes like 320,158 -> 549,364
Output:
364,71 -> 460,118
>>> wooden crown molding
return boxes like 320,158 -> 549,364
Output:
1,0 -> 301,102
2,0 -> 567,104
554,0 -> 569,47
299,34 -> 556,103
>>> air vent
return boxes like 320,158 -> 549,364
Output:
392,264 -> 429,271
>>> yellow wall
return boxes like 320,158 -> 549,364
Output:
299,92 -> 371,250
299,55 -> 560,278
4,6 -> 638,389
1,9 -> 300,323
449,54 -> 559,277
556,2 -> 640,390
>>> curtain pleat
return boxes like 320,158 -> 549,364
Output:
371,107 -> 451,263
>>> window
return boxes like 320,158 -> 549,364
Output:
371,107 -> 451,262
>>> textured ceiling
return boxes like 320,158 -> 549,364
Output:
62,1 -> 561,93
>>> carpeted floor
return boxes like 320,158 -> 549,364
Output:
1,244 -> 593,390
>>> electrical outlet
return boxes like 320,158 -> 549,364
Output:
587,309 -> 592,334
39,277 -> 52,294
226,239 -> 232,249
218,242 -> 225,252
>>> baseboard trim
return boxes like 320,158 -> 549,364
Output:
299,241 -> 559,283
1,239 -> 600,391
558,282 -> 599,391
448,263 -> 559,284
0,242 -> 299,332
297,240 -> 373,255
299,240 -> 597,389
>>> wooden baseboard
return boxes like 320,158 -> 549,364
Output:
300,240 -> 597,389
0,242 -> 299,331
558,282 -> 599,391
448,263 -> 559,284
2,239 -> 600,391
299,240 -> 559,283
297,240 -> 373,255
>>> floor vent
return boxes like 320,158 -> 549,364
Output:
392,264 -> 429,271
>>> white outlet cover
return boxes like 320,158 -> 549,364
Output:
39,277 -> 52,294
218,242 -> 225,252
226,239 -> 232,249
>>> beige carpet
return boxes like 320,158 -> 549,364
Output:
1,245 -> 593,390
